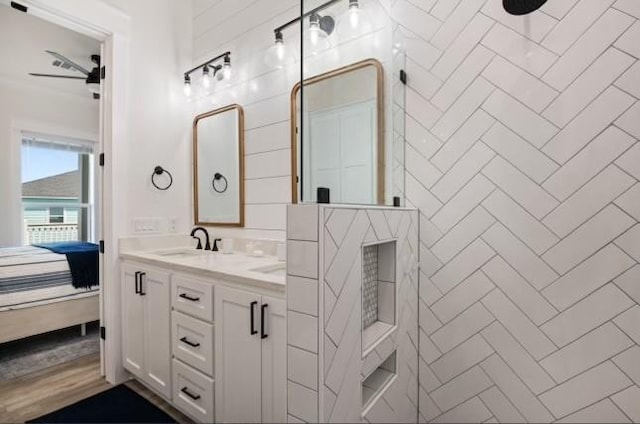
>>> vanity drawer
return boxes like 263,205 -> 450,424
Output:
172,359 -> 214,424
172,275 -> 213,322
172,311 -> 214,376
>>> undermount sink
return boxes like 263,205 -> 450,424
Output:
151,248 -> 208,258
250,263 -> 286,277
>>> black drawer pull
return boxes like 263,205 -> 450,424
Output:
139,272 -> 146,296
261,304 -> 268,339
134,271 -> 141,294
180,337 -> 200,348
250,301 -> 258,335
179,293 -> 200,302
181,387 -> 201,400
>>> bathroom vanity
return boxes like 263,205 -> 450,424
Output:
119,242 -> 286,423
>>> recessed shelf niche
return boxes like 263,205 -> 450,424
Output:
362,241 -> 396,353
362,351 -> 397,410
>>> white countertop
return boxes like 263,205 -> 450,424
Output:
121,247 -> 286,292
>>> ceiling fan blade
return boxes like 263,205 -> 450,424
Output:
29,73 -> 86,80
45,50 -> 90,75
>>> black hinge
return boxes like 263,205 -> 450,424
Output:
99,240 -> 105,253
100,326 -> 106,340
101,66 -> 106,80
10,2 -> 28,13
400,69 -> 407,85
99,153 -> 105,166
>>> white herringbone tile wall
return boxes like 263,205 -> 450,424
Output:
392,0 -> 640,422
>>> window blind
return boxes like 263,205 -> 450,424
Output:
22,132 -> 95,154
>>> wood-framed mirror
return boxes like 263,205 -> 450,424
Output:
193,104 -> 245,227
291,59 -> 385,205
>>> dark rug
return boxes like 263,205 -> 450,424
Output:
0,322 -> 100,381
28,385 -> 176,423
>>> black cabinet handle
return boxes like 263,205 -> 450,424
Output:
180,336 -> 200,348
139,272 -> 146,296
134,271 -> 141,294
181,387 -> 201,400
250,301 -> 258,335
179,293 -> 200,302
261,304 -> 268,339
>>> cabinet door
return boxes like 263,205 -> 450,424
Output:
121,266 -> 144,379
261,297 -> 287,423
215,286 -> 262,423
141,269 -> 171,399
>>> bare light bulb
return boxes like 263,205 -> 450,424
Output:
349,4 -> 361,28
202,66 -> 211,89
222,55 -> 232,80
309,22 -> 321,46
265,32 -> 294,68
304,14 -> 330,55
183,76 -> 192,96
338,0 -> 371,40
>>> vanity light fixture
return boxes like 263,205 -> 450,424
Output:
183,51 -> 232,97
266,0 -> 356,66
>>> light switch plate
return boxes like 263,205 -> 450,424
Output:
132,217 -> 166,234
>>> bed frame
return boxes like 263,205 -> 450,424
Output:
0,294 -> 99,344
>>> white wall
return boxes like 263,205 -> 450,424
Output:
392,0 -> 640,422
190,0 -> 397,241
0,77 -> 99,246
101,0 -> 193,237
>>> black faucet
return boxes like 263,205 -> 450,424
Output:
190,227 -> 211,250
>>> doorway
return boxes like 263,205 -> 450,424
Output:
0,0 -> 129,385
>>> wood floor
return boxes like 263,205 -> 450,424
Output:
0,353 -> 192,423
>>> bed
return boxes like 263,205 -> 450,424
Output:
0,246 -> 99,344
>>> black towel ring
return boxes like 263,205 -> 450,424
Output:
212,173 -> 228,193
151,166 -> 173,191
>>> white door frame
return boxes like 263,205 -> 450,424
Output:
0,0 -> 131,384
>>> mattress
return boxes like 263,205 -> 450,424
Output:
0,246 -> 74,295
0,246 -> 98,309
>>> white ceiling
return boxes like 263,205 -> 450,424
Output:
0,4 -> 100,98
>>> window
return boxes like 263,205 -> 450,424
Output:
21,134 -> 95,245
49,207 -> 64,224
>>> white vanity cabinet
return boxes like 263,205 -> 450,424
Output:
120,256 -> 286,423
121,263 -> 172,399
214,286 -> 286,423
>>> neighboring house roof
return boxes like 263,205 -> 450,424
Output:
22,170 -> 80,199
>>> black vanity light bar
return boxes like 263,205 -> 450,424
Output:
273,0 -> 342,35
183,51 -> 231,79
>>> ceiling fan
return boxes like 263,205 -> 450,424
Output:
29,50 -> 101,99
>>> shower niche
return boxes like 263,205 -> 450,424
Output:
362,241 -> 396,354
362,351 -> 397,410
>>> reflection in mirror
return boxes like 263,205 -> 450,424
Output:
193,104 -> 244,227
292,59 -> 384,205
